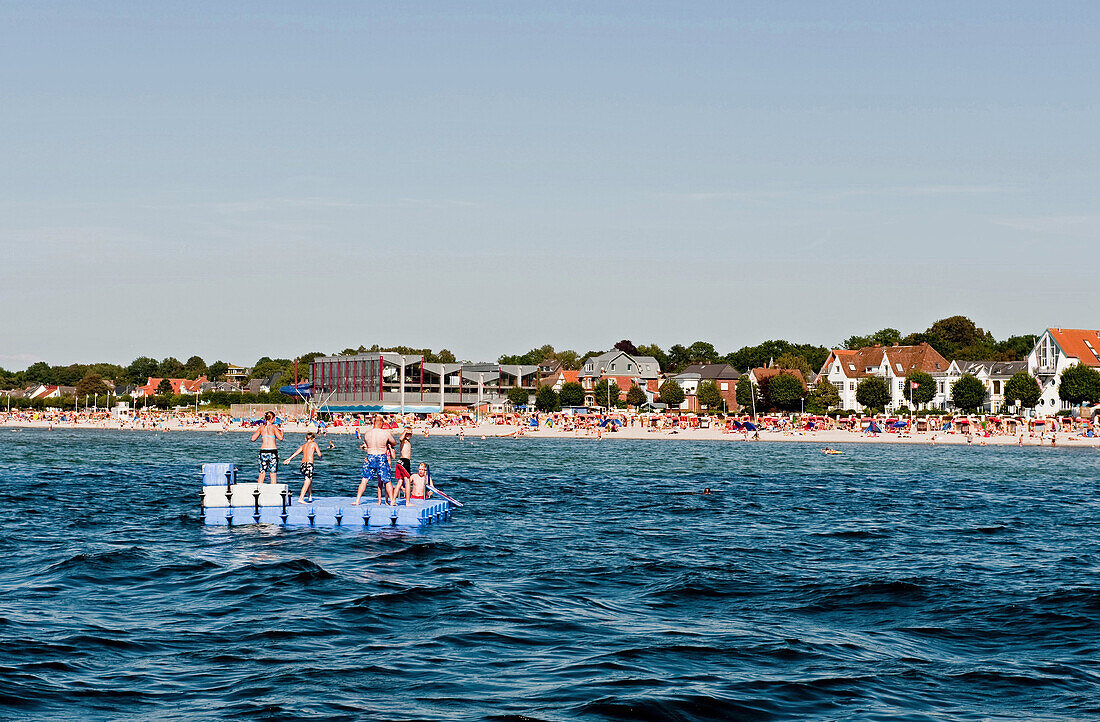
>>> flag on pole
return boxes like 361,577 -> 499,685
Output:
910,381 -> 919,390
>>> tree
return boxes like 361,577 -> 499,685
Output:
1004,370 -> 1042,410
437,349 -> 456,364
593,380 -> 622,408
614,339 -> 639,355
767,373 -> 805,412
126,356 -> 159,385
995,335 -> 1039,362
914,315 -> 995,360
24,361 -> 52,385
736,377 -> 757,413
951,374 -> 988,412
634,344 -> 669,372
556,350 -> 580,370
625,385 -> 648,408
559,381 -> 585,407
207,361 -> 229,382
843,328 -> 902,349
658,379 -> 684,407
535,385 -> 559,412
1058,363 -> 1100,406
809,379 -> 840,412
855,376 -> 890,412
251,358 -> 291,380
725,340 -> 829,377
75,372 -> 109,398
775,352 -> 812,379
158,357 -> 185,378
904,371 -> 937,406
507,386 -> 530,407
183,356 -> 207,379
696,381 -> 723,410
156,378 -> 174,395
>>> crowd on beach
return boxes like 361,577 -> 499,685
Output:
3,406 -> 1099,449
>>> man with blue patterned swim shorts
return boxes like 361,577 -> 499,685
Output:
354,415 -> 396,506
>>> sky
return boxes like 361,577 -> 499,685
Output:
2,1 -> 1098,369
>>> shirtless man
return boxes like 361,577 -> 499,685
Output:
354,416 -> 396,505
406,462 -> 433,501
250,411 -> 284,484
397,427 -> 413,474
284,432 -> 322,503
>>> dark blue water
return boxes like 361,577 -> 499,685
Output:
2,428 -> 1099,720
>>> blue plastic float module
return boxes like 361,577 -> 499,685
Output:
202,462 -> 237,486
203,495 -> 452,528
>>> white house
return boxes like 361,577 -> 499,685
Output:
817,343 -> 949,413
937,360 -> 1027,413
1026,328 -> 1100,414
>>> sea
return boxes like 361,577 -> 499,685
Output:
1,427 -> 1099,721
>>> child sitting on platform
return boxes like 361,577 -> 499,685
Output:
407,462 -> 433,501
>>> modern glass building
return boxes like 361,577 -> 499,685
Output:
311,352 -> 539,413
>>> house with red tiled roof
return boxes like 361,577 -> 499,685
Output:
26,384 -> 76,400
541,368 -> 580,393
1027,328 -> 1100,413
818,343 -> 949,412
135,376 -> 208,397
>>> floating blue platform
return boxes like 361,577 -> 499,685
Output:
200,464 -> 454,528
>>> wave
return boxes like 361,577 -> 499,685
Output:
576,693 -> 777,721
811,528 -> 892,539
795,579 -> 935,612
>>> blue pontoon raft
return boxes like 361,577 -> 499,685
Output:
200,463 -> 454,528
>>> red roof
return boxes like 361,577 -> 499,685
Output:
138,376 -> 208,395
824,343 -> 948,378
1049,328 -> 1100,367
751,368 -> 807,389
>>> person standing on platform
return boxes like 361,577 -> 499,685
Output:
354,416 -> 397,505
284,432 -> 322,503
398,426 -> 413,474
251,411 -> 284,485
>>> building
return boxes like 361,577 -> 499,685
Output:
311,352 -> 539,413
741,368 -> 808,412
224,364 -> 252,384
817,343 -> 949,413
135,376 -> 208,397
670,363 -> 740,412
578,351 -> 661,406
937,360 -> 1027,413
541,367 -> 579,393
25,385 -> 77,400
1027,328 -> 1100,413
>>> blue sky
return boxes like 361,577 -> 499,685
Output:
2,1 -> 1097,368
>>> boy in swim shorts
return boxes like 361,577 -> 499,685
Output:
284,431 -> 322,503
250,411 -> 284,485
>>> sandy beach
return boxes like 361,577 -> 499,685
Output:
4,415 -> 1098,448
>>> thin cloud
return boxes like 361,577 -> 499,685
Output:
658,185 -> 1015,202
992,215 -> 1100,234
